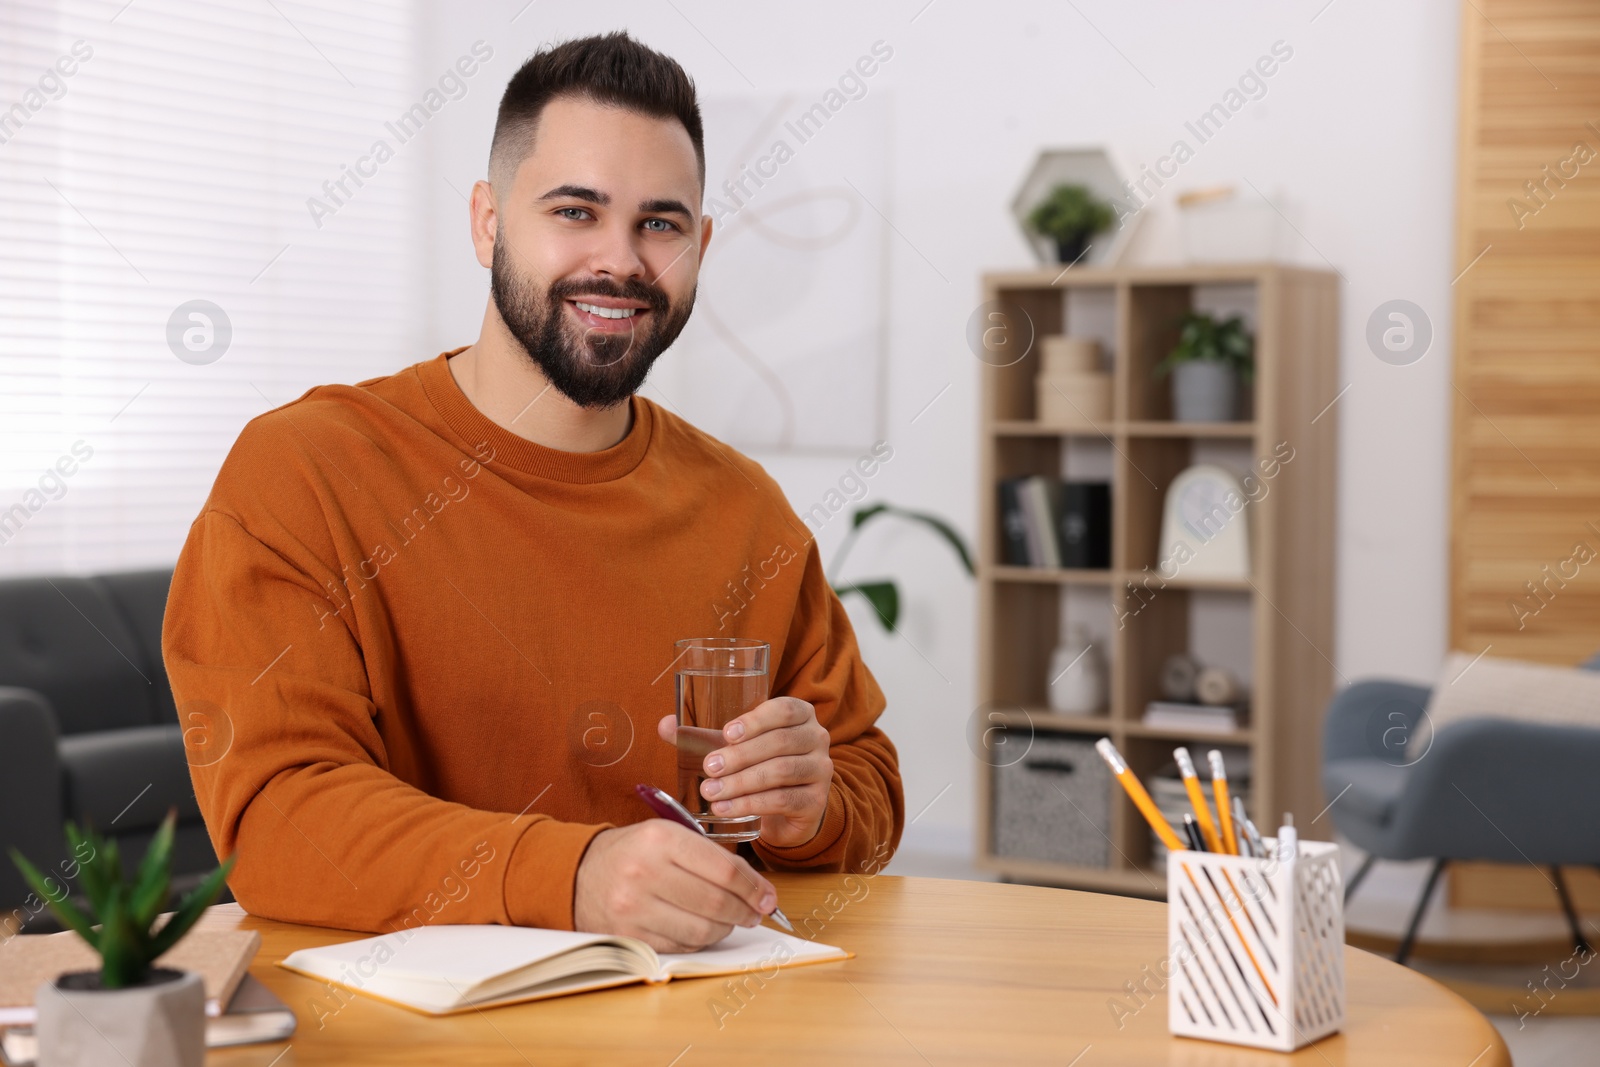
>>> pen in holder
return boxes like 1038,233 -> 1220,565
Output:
1166,836 -> 1345,1051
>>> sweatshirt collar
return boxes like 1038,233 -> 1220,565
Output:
418,349 -> 653,483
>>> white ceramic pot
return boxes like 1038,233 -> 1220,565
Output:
1048,626 -> 1106,715
34,968 -> 204,1067
1171,361 -> 1238,422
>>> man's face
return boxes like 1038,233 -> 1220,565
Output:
486,95 -> 709,409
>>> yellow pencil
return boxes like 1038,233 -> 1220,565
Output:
1095,739 -> 1186,853
1209,749 -> 1238,855
1174,748 -> 1223,853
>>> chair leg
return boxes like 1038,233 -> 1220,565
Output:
1345,853 -> 1377,904
1395,858 -> 1448,967
1551,866 -> 1591,955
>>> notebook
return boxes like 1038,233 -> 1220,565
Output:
0,973 -> 295,1065
0,927 -> 260,1026
278,923 -> 852,1015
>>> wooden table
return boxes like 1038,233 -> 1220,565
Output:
204,874 -> 1509,1066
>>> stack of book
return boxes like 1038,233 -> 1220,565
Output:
997,477 -> 1111,569
1142,700 -> 1246,735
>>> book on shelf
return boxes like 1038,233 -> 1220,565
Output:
996,477 -> 1112,569
1018,476 -> 1062,568
997,478 -> 1031,565
1142,700 -> 1247,734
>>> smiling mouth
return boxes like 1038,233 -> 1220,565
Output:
570,299 -> 645,320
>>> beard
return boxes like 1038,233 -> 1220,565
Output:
489,233 -> 695,409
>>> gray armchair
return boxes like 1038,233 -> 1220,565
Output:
1322,679 -> 1600,963
0,569 -> 217,925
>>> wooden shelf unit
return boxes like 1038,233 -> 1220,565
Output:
974,262 -> 1339,895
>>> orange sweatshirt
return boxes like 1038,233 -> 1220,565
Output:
163,350 -> 904,934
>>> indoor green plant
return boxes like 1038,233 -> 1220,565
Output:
10,811 -> 234,1067
1024,183 -> 1116,264
831,503 -> 975,632
1154,311 -> 1255,422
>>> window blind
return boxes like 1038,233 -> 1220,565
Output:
0,0 -> 421,575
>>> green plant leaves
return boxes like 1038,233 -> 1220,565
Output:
1025,183 -> 1115,243
9,808 -> 235,988
147,856 -> 235,961
834,581 -> 900,632
7,848 -> 99,949
828,504 -> 975,633
1154,311 -> 1255,384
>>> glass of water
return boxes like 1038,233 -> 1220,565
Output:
675,637 -> 770,842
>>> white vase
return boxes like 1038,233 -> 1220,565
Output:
1048,626 -> 1106,715
35,968 -> 205,1067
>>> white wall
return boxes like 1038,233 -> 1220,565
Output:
411,0 -> 1463,855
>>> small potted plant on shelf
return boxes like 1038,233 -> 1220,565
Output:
10,810 -> 234,1067
1024,183 -> 1116,264
1155,311 -> 1255,422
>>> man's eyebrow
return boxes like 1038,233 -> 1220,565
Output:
638,197 -> 694,219
539,184 -> 609,204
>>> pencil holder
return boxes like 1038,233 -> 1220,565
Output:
1165,838 -> 1345,1052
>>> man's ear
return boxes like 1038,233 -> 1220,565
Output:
469,179 -> 499,269
699,213 -> 714,261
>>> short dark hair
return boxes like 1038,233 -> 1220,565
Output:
488,31 -> 704,193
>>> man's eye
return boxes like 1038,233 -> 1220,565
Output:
642,218 -> 677,233
556,207 -> 591,221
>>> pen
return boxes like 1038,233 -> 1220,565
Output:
1182,813 -> 1209,852
1174,748 -> 1222,854
1276,812 -> 1298,862
633,783 -> 794,933
1232,796 -> 1255,857
1095,739 -> 1186,853
1209,750 -> 1238,855
1235,798 -> 1268,860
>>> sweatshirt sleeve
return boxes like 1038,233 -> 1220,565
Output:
750,539 -> 905,874
164,508 -> 609,934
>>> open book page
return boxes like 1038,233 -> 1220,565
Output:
278,922 -> 850,1015
655,925 -> 850,979
279,926 -> 652,1012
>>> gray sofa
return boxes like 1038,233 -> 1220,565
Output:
0,568 -> 218,923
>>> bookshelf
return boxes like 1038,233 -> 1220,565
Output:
974,262 -> 1339,897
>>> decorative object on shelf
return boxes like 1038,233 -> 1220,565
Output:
1176,185 -> 1287,263
1009,148 -> 1142,267
1195,665 -> 1243,707
1035,336 -> 1112,426
1048,625 -> 1107,716
1024,184 -> 1115,265
829,503 -> 974,633
1158,463 -> 1251,579
10,811 -> 235,1067
1155,311 -> 1255,422
1159,652 -> 1201,702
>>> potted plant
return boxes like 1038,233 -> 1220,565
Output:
1155,312 -> 1255,422
10,811 -> 234,1067
1024,183 -> 1116,264
830,503 -> 975,632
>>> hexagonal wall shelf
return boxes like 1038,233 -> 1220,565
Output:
1010,146 -> 1143,267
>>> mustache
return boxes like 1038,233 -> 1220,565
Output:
548,276 -> 669,313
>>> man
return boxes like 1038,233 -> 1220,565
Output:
163,31 -> 903,953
